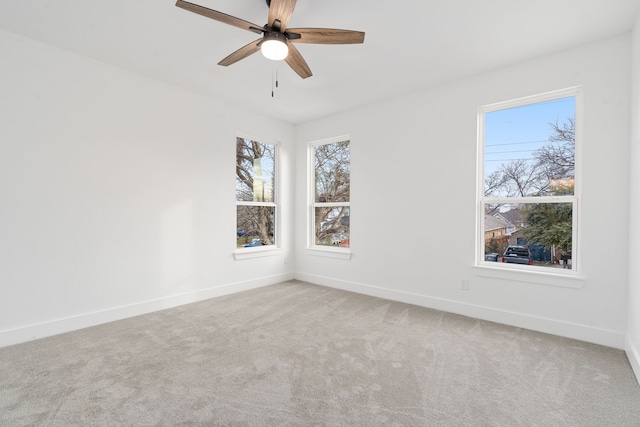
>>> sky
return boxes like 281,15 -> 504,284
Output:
483,96 -> 575,179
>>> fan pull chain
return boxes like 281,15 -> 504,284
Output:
271,68 -> 279,98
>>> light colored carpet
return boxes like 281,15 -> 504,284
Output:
1,280 -> 639,426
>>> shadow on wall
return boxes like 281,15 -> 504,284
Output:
162,200 -> 195,297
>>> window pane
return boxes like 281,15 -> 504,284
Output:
315,206 -> 350,247
315,141 -> 350,203
484,202 -> 573,269
236,205 -> 275,248
484,97 -> 575,198
236,138 -> 275,203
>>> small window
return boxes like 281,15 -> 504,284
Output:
310,137 -> 350,249
478,88 -> 580,272
236,136 -> 277,249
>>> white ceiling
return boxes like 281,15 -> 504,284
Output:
0,0 -> 638,124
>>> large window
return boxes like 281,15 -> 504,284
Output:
236,136 -> 277,249
478,88 -> 580,272
310,137 -> 350,249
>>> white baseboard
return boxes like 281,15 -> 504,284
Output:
296,272 -> 626,349
627,335 -> 640,385
2,271 -> 626,353
0,272 -> 294,348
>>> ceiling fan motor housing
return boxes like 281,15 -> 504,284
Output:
263,30 -> 287,44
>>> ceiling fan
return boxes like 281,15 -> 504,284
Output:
175,0 -> 365,79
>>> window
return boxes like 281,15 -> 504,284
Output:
478,88 -> 580,272
236,136 -> 277,249
310,137 -> 350,249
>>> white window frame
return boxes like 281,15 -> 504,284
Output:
307,135 -> 351,260
234,134 -> 282,260
475,87 -> 584,284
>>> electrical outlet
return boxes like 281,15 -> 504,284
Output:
284,257 -> 289,265
460,280 -> 469,291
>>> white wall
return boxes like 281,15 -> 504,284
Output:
627,13 -> 640,379
0,29 -> 295,347
296,35 -> 632,349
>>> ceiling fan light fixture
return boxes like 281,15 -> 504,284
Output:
175,0 -> 364,78
261,32 -> 288,61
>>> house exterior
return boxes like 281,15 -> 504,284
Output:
484,214 -> 511,243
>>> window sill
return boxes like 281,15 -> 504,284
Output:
473,263 -> 585,288
234,246 -> 283,260
306,246 -> 352,260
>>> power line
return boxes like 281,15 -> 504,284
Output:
485,158 -> 536,163
485,139 -> 548,147
486,149 -> 539,155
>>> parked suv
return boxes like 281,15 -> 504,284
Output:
502,245 -> 532,265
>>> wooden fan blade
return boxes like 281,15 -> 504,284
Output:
287,28 -> 365,44
218,39 -> 262,66
285,43 -> 312,79
176,0 -> 262,33
268,0 -> 297,31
